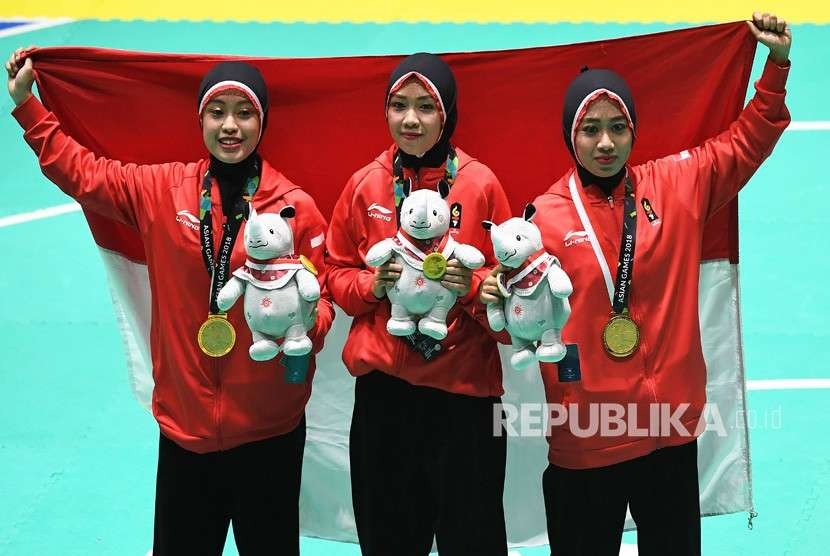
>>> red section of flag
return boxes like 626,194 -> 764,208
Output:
29,22 -> 755,264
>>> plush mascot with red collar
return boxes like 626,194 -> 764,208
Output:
366,181 -> 485,340
217,206 -> 320,361
483,204 -> 573,369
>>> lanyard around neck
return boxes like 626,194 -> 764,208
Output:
199,166 -> 260,314
567,172 -> 637,315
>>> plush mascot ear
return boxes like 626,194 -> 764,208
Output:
280,205 -> 296,219
402,178 -> 412,198
523,203 -> 537,222
437,180 -> 451,199
481,220 -> 494,231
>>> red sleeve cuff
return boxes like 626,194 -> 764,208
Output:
11,94 -> 48,130
757,56 -> 790,93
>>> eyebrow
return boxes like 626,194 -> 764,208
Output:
582,116 -> 628,123
206,99 -> 254,107
390,94 -> 435,102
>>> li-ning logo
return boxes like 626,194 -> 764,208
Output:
563,230 -> 589,247
367,202 -> 393,222
176,210 -> 200,231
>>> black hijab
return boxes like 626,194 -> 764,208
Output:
198,61 -> 269,215
562,67 -> 636,195
385,52 -> 458,169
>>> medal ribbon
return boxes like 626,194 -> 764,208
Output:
200,164 -> 260,314
394,230 -> 455,262
567,172 -> 637,315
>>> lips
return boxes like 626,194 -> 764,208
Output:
218,137 -> 243,150
595,155 -> 617,165
401,132 -> 421,140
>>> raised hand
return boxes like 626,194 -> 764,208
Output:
747,12 -> 792,65
6,47 -> 35,106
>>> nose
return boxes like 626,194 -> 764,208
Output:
402,107 -> 419,129
597,130 -> 614,152
221,113 -> 239,133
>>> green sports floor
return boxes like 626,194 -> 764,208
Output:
1,18 -> 829,556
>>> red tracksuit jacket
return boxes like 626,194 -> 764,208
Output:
325,145 -> 511,397
533,58 -> 790,469
15,96 -> 334,453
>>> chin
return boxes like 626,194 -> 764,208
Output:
592,166 -> 621,177
395,141 -> 425,157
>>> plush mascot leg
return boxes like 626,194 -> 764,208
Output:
510,335 -> 537,369
537,328 -> 567,363
486,302 -> 506,332
419,293 -> 455,340
282,323 -> 313,356
250,329 -> 280,361
387,302 -> 417,336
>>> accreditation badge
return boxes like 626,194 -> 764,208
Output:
422,252 -> 448,280
601,313 -> 640,359
198,314 -> 236,357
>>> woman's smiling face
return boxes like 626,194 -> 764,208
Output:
201,92 -> 261,164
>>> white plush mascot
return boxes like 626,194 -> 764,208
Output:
366,181 -> 485,340
217,205 -> 320,361
482,203 -> 573,369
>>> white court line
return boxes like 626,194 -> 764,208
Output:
0,18 -> 73,38
0,202 -> 80,228
787,121 -> 830,131
508,549 -> 638,556
747,378 -> 830,391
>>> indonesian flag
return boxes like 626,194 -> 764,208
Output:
29,21 -> 757,546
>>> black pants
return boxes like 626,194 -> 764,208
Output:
350,371 -> 508,556
543,439 -> 701,556
152,418 -> 306,556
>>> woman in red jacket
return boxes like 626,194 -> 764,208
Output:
7,53 -> 333,555
481,12 -> 791,556
325,53 -> 511,555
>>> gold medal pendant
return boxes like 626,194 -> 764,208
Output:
602,313 -> 640,359
299,254 -> 318,276
198,314 -> 236,357
422,252 -> 448,280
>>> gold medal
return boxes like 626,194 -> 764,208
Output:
198,314 -> 236,357
602,313 -> 640,358
422,252 -> 448,280
299,254 -> 318,276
